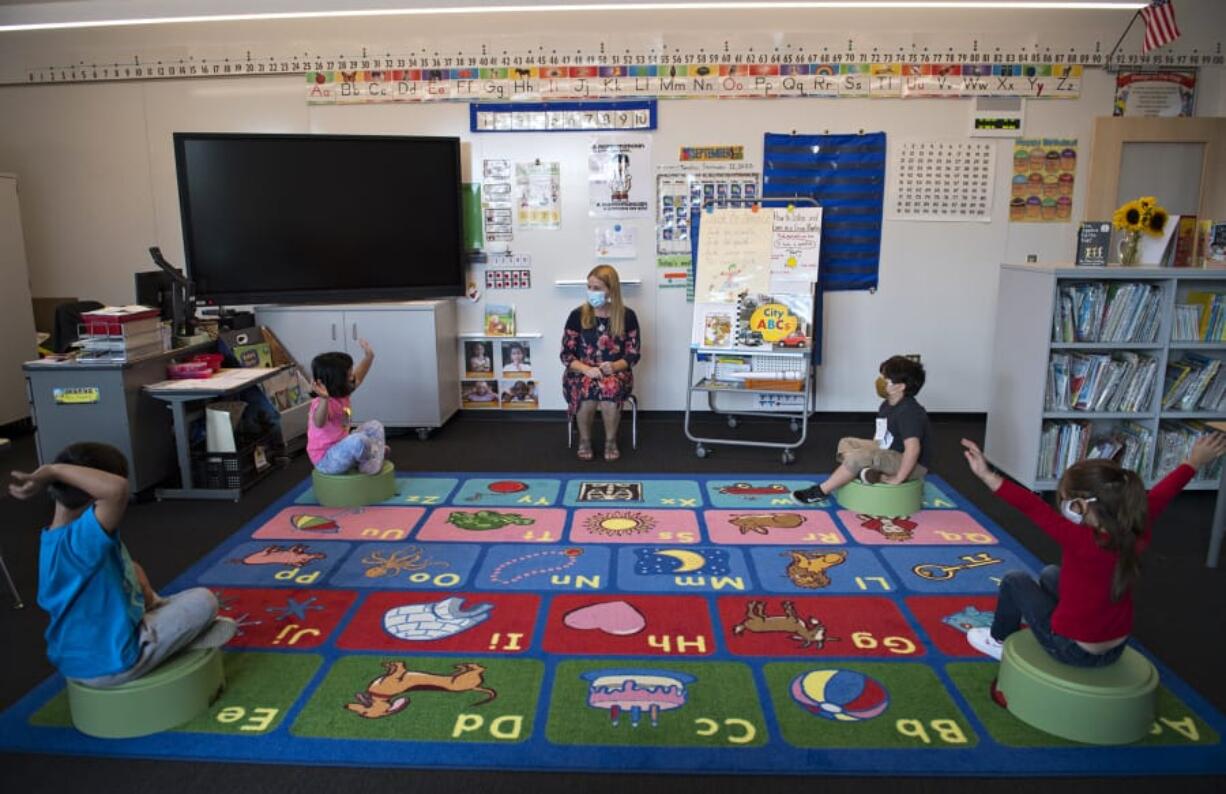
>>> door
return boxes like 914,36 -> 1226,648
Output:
255,308 -> 343,386
344,308 -> 437,426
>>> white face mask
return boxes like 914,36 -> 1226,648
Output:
1060,497 -> 1096,524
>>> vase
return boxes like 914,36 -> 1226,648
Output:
1118,230 -> 1142,267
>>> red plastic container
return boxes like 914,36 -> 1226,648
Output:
167,361 -> 211,380
191,353 -> 224,373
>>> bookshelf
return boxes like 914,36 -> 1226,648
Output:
985,264 -> 1226,495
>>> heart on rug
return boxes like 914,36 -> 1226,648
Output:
562,600 -> 646,636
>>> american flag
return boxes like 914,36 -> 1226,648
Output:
1140,0 -> 1181,54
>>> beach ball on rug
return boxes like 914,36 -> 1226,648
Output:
790,669 -> 890,721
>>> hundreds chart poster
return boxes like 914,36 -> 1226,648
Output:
887,140 -> 995,222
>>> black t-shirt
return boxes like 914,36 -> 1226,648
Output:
878,396 -> 931,467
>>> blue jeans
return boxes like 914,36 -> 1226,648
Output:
74,588 -> 220,687
315,420 -> 386,475
991,565 -> 1127,668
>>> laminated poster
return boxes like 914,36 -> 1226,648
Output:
515,161 -> 561,229
1009,138 -> 1076,224
588,136 -> 652,218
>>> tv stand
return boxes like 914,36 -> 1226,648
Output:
254,300 -> 459,433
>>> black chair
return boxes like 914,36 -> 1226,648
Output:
50,300 -> 104,354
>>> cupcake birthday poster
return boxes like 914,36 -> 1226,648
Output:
1010,138 -> 1076,223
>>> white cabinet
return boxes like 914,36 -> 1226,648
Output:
256,300 -> 459,433
0,175 -> 37,425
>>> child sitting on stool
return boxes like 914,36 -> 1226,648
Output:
961,434 -> 1226,664
309,339 -> 389,475
10,442 -> 235,687
794,355 -> 931,504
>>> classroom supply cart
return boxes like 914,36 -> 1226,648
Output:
683,346 -> 814,465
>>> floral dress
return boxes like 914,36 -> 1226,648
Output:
560,307 -> 641,416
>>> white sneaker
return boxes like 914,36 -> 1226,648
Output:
967,627 -> 1004,660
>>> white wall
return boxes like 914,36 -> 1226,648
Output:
1,4 -> 1224,413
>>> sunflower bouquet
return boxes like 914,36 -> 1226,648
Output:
1112,196 -> 1169,266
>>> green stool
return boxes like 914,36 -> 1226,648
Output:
996,629 -> 1157,745
834,478 -> 923,517
66,648 -> 225,739
311,461 -> 396,507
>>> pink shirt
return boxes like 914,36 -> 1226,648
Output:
307,396 -> 351,464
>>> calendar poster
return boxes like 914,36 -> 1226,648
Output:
887,140 -> 995,222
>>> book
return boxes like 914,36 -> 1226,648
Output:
1075,222 -> 1111,267
692,302 -> 735,348
1172,215 -> 1198,267
1204,222 -> 1226,268
232,342 -> 273,368
734,291 -> 814,351
484,304 -> 515,336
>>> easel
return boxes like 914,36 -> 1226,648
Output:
683,196 -> 821,465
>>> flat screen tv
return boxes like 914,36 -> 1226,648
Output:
173,132 -> 464,305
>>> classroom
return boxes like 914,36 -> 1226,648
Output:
0,1 -> 1224,792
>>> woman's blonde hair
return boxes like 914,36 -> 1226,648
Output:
580,264 -> 626,338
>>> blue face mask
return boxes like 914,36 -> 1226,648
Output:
587,290 -> 607,309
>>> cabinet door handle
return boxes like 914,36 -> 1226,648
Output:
331,323 -> 337,341
352,322 -> 358,341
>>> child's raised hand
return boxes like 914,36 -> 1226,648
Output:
1188,433 -> 1226,470
8,469 -> 45,500
961,439 -> 1003,490
312,379 -> 329,398
358,338 -> 374,358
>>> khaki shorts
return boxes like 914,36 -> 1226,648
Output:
836,437 -> 927,481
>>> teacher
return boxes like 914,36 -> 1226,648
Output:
560,264 -> 641,462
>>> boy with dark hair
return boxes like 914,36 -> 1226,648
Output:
10,442 -> 234,687
794,355 -> 932,504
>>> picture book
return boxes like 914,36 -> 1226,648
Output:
734,291 -> 814,351
1074,222 -> 1111,267
484,304 -> 516,336
232,342 -> 273,368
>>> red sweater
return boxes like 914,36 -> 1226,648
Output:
993,464 -> 1196,642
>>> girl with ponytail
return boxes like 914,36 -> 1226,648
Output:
960,434 -> 1226,666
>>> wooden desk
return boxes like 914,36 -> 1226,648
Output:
1207,422 -> 1226,568
145,367 -> 288,501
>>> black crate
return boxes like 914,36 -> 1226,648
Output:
191,431 -> 277,491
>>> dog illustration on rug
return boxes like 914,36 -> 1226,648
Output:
785,550 -> 848,589
732,600 -> 832,649
346,661 -> 497,719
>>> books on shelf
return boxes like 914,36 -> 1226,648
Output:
1156,420 -> 1225,482
1045,351 -> 1157,413
1162,354 -> 1224,412
1037,419 -> 1152,481
1182,291 -> 1226,342
1051,282 -> 1162,344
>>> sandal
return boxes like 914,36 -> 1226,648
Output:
603,442 -> 620,462
577,440 -> 594,461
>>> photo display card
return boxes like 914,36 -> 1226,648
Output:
656,162 -> 761,256
887,140 -> 995,222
